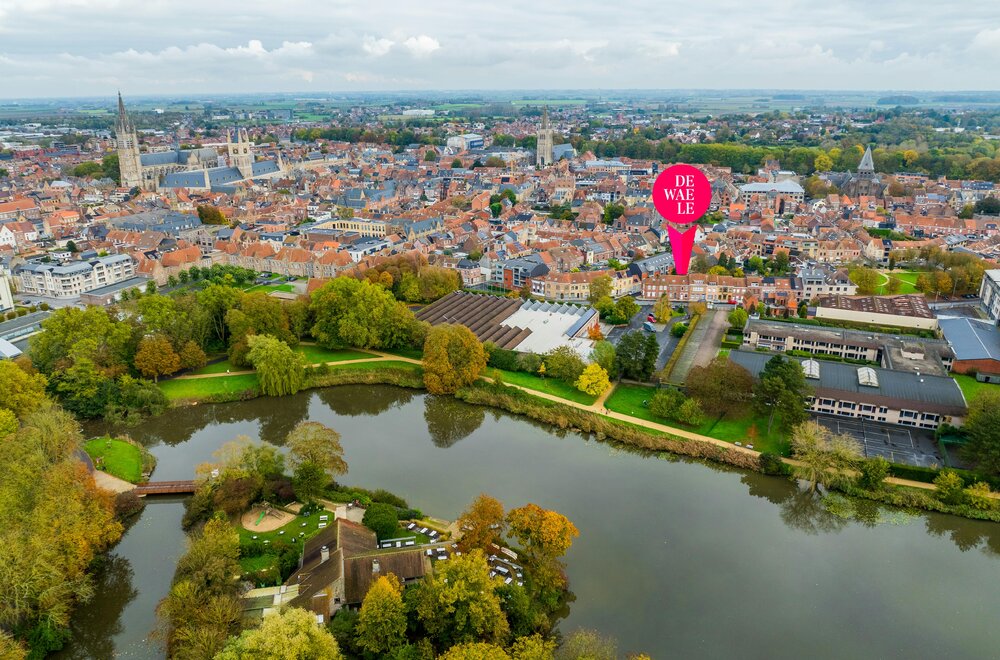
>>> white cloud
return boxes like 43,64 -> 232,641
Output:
0,0 -> 998,95
401,35 -> 440,57
362,36 -> 394,56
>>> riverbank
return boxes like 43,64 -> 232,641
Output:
151,353 -> 1000,524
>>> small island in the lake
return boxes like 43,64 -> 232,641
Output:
158,420 -> 592,659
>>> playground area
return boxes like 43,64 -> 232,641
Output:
240,502 -> 296,532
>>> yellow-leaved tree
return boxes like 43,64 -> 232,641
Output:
575,363 -> 610,396
422,323 -> 487,394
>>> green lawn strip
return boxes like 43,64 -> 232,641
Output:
239,554 -> 278,575
244,283 -> 296,294
295,345 -> 374,364
952,373 -> 999,403
191,359 -> 237,375
325,360 -> 422,374
496,369 -> 598,405
605,384 -> 787,454
380,347 -> 424,360
237,507 -> 335,546
83,437 -> 143,483
159,373 -> 260,401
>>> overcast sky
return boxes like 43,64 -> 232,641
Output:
1,0 -> 999,98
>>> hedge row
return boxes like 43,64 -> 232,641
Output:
454,380 -> 762,472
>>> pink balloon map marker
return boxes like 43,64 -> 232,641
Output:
651,164 -> 711,275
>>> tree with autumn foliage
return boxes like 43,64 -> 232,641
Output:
134,334 -> 181,382
286,421 -> 348,501
409,549 -> 510,648
575,363 -> 610,396
0,401 -> 123,657
355,574 -> 408,655
422,324 -> 487,394
506,504 -> 579,609
457,493 -> 507,553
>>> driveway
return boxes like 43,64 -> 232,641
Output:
666,309 -> 726,383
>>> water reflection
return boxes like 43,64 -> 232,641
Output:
423,395 -> 485,448
70,386 -> 1000,659
316,384 -> 416,417
61,555 -> 138,659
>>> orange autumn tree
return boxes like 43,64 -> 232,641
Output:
456,493 -> 506,553
506,503 -> 579,609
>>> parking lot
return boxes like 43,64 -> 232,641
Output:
814,415 -> 942,468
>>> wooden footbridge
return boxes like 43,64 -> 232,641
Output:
133,480 -> 197,496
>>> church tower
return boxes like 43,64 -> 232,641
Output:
115,93 -> 143,190
228,128 -> 254,179
857,146 -> 875,180
536,106 -> 554,168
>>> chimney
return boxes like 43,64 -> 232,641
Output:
372,559 -> 380,574
320,545 -> 329,563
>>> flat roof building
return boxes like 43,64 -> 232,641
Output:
729,349 -> 966,429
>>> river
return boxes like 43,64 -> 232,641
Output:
57,386 -> 1000,659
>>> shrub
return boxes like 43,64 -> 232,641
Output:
114,490 -> 146,519
934,469 -> 966,505
371,488 -> 408,508
517,352 -> 543,374
676,398 -> 707,426
759,451 -> 791,476
363,503 -> 399,540
670,322 -> 688,338
858,456 -> 890,491
964,481 -> 996,511
485,343 -> 521,371
649,388 -> 685,420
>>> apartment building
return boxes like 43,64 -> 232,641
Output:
641,274 -> 802,309
799,267 -> 857,299
17,254 -> 136,298
980,269 -> 1000,324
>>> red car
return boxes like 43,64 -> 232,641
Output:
646,314 -> 656,322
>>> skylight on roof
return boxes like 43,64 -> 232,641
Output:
857,367 -> 879,387
802,359 -> 820,379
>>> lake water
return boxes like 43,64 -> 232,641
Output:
58,386 -> 1000,658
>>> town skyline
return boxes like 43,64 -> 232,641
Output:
1,0 -> 999,97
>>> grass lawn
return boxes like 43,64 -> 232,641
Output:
605,384 -> 789,454
877,270 -> 922,295
380,346 -> 424,360
239,554 -> 278,574
327,360 -> 423,374
191,359 -> 237,375
952,373 -> 999,403
83,437 -> 144,483
159,373 -> 260,401
496,369 -> 598,405
295,345 -> 374,364
718,348 -> 731,358
244,283 -> 296,294
238,506 -> 335,546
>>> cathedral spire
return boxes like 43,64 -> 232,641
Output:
116,91 -> 132,132
858,145 -> 875,173
541,105 -> 549,130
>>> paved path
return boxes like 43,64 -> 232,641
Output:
161,346 -> 972,497
92,471 -> 135,494
666,310 -> 725,383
